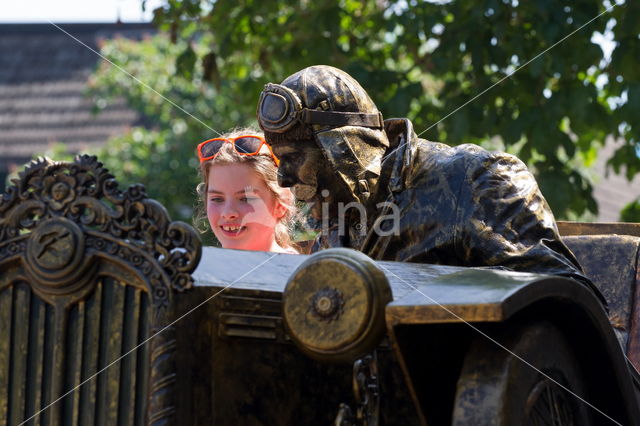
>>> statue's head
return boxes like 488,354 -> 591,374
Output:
257,65 -> 389,217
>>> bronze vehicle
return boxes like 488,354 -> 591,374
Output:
187,226 -> 640,426
1,156 -> 640,425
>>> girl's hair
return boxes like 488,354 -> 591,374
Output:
194,127 -> 297,251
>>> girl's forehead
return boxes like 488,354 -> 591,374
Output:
208,163 -> 270,193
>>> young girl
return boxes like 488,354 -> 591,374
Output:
196,128 -> 298,253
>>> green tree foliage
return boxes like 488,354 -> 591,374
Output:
89,0 -> 639,222
87,35 -> 239,235
620,198 -> 640,222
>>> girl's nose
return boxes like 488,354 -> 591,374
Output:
221,202 -> 239,219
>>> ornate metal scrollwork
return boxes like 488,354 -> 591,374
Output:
0,155 -> 202,425
24,217 -> 96,298
0,155 -> 202,307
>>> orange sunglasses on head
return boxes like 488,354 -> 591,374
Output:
197,135 -> 279,166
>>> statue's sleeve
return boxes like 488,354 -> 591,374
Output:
310,222 -> 346,253
455,151 -> 605,304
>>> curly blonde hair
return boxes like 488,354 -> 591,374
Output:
195,127 -> 297,252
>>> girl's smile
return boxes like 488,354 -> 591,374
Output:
218,224 -> 246,237
207,163 -> 286,252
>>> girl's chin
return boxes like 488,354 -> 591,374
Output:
219,238 -> 273,252
216,230 -> 256,250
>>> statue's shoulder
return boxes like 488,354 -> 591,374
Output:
411,139 -> 493,171
402,139 -> 479,189
406,140 -> 531,191
418,141 -> 526,172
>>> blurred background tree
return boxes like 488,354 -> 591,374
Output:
80,0 -> 640,225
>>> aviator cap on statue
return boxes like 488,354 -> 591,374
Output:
258,66 -> 390,207
257,65 -> 385,135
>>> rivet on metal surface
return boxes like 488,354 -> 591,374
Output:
311,287 -> 345,322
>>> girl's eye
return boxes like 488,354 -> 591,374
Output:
241,197 -> 259,203
209,197 -> 224,203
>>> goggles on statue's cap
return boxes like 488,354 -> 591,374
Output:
257,83 -> 384,134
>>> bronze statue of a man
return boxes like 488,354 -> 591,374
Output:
257,65 -> 602,300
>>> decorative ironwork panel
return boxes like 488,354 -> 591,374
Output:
0,155 -> 202,425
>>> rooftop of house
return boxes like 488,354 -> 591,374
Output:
0,23 -> 156,189
591,137 -> 640,222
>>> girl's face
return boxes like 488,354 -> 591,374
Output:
206,163 -> 285,251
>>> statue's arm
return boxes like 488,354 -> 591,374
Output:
455,151 -> 598,290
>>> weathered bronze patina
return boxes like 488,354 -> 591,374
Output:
258,65 -> 599,302
283,248 -> 391,363
563,233 -> 640,370
0,156 -> 201,425
558,220 -> 640,238
188,244 -> 640,425
257,65 -> 614,425
186,247 -> 420,425
452,321 -> 592,425
3,153 -> 640,425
